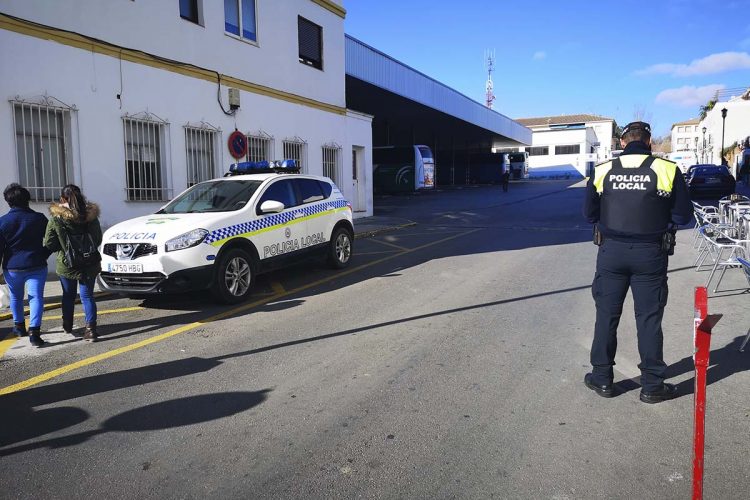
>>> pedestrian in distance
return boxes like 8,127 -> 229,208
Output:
582,121 -> 693,403
44,184 -> 102,342
0,183 -> 50,347
500,161 -> 510,193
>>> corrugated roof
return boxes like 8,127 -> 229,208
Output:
671,118 -> 700,128
344,35 -> 531,145
515,114 -> 613,127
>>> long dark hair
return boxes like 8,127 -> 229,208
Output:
60,184 -> 87,223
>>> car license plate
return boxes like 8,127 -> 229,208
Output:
706,177 -> 720,184
108,262 -> 143,273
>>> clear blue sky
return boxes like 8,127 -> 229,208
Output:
344,0 -> 750,136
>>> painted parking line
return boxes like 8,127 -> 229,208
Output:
0,229 -> 479,396
368,238 -> 410,251
0,334 -> 17,358
0,291 -> 111,322
43,306 -> 144,321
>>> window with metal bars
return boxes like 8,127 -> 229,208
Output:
184,126 -> 218,186
555,144 -> 581,155
322,145 -> 341,184
246,133 -> 273,162
283,139 -> 306,172
298,16 -> 323,70
12,101 -> 73,202
123,116 -> 167,201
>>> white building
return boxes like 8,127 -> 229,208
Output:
0,0 -> 374,231
670,118 -> 700,155
699,88 -> 750,167
512,115 -> 615,178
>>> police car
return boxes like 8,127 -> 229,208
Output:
98,161 -> 354,303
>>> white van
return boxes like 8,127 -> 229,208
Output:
668,151 -> 697,174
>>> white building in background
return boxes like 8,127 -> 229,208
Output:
0,0 -> 374,231
512,115 -> 615,178
670,118 -> 700,155
699,88 -> 750,167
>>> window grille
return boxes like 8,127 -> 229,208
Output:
184,122 -> 220,186
555,144 -> 581,155
11,96 -> 75,202
322,143 -> 341,183
527,146 -> 549,156
247,131 -> 273,162
123,112 -> 169,201
298,16 -> 323,70
283,137 -> 307,172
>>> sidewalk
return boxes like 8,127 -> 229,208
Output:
1,215 -> 414,321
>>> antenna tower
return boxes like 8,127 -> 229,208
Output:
484,49 -> 496,109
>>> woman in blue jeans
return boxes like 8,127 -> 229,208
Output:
44,185 -> 102,342
0,183 -> 50,347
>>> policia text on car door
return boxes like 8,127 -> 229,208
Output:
582,121 -> 692,404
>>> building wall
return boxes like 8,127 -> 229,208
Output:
1,0 -> 346,108
670,122 -> 700,154
519,121 -> 613,178
700,99 -> 750,165
0,1 -> 374,231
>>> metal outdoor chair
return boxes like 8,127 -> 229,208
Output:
734,256 -> 750,352
692,201 -> 722,248
696,226 -> 749,293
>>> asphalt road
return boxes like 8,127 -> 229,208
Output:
1,180 -> 749,499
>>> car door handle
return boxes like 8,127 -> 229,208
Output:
294,212 -> 304,219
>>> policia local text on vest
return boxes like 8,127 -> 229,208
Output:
582,121 -> 693,404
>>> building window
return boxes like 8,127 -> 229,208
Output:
298,16 -> 323,70
12,98 -> 74,202
123,113 -> 169,201
179,0 -> 201,24
247,131 -> 273,162
322,144 -> 341,184
225,0 -> 256,41
555,144 -> 580,155
527,146 -> 549,156
184,123 -> 219,187
283,138 -> 307,172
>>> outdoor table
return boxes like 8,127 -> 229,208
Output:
719,198 -> 733,224
727,202 -> 750,237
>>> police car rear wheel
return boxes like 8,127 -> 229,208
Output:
328,227 -> 353,269
211,248 -> 254,304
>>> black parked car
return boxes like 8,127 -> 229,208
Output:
686,164 -> 736,198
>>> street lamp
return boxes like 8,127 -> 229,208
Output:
702,126 -> 707,163
720,108 -> 728,165
694,136 -> 699,164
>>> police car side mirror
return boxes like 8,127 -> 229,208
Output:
259,200 -> 285,214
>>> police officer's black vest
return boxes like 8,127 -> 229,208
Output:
600,156 -> 671,234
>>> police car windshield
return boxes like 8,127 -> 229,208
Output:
157,180 -> 263,214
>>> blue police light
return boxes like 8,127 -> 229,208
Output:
226,159 -> 300,176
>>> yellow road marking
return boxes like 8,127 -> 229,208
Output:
0,291 -> 111,321
369,239 -> 409,251
43,306 -> 144,321
270,281 -> 286,295
0,229 -> 479,396
0,334 -> 18,358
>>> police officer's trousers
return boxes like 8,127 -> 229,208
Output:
590,239 -> 669,392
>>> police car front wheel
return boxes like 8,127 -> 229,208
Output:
211,248 -> 255,304
328,227 -> 353,269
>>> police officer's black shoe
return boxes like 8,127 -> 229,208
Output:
584,373 -> 614,398
639,383 -> 677,404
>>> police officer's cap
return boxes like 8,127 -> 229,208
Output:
621,121 -> 652,136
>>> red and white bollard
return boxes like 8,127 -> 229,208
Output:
692,286 -> 720,500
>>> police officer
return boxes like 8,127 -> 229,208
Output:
583,121 -> 692,403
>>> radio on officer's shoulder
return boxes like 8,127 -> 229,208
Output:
593,224 -> 603,246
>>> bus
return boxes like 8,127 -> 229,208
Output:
373,145 -> 435,193
508,151 -> 528,179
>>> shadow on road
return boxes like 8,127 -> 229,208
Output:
0,390 -> 270,455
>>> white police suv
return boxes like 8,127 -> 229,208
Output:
98,161 -> 354,303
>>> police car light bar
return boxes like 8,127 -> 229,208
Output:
226,159 -> 300,176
